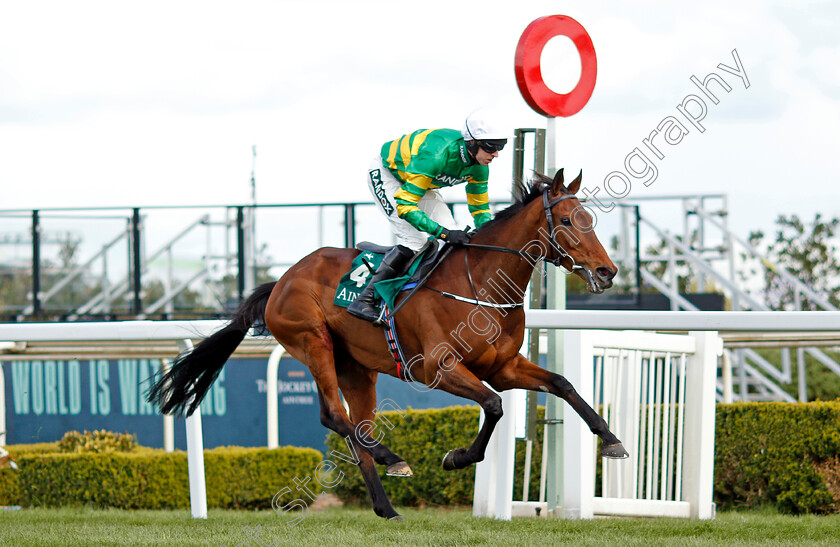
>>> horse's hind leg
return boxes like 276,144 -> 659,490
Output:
488,355 -> 629,459
306,348 -> 404,468
272,307 -> 407,468
335,361 -> 409,520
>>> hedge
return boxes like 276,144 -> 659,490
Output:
715,402 -> 840,514
326,402 -> 840,514
0,442 -> 63,505
325,406 -> 482,506
6,402 -> 840,513
0,445 -> 322,509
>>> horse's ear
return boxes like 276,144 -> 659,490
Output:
551,168 -> 565,193
567,170 -> 583,194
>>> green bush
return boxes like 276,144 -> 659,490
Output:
0,468 -> 19,506
715,401 -> 840,514
3,442 -> 62,457
205,446 -> 324,509
325,406 -> 481,506
2,445 -> 321,509
57,430 -> 138,454
1,442 -> 62,505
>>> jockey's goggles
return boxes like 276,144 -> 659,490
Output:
478,139 -> 507,153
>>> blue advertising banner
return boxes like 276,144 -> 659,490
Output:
2,356 -> 493,452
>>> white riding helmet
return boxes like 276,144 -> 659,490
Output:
461,108 -> 509,142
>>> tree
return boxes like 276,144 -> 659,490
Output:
744,214 -> 840,311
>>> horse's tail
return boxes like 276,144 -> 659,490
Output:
146,281 -> 277,416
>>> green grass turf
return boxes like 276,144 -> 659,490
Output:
2,506 -> 839,546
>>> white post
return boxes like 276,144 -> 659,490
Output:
472,409 -> 494,517
681,331 -> 721,519
562,330 -> 595,519
179,338 -> 208,519
267,345 -> 283,449
243,207 -> 257,295
494,389 -> 516,520
0,362 -> 5,446
543,115 -> 568,517
721,350 -> 733,404
161,358 -> 174,453
472,388 -> 516,519
163,413 -> 174,453
545,116 -> 556,174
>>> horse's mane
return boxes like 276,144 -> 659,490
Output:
475,172 -> 555,233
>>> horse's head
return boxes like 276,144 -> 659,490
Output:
540,169 -> 617,293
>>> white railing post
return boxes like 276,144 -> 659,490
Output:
494,389 -> 516,520
682,331 -> 721,519
161,358 -> 174,453
563,330 -> 595,519
721,350 -> 734,404
472,407 -> 494,517
266,345 -> 283,449
472,387 -> 515,520
179,338 -> 208,520
0,360 -> 5,446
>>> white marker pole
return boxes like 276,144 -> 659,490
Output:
179,338 -> 208,519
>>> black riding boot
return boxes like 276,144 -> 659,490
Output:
347,245 -> 414,324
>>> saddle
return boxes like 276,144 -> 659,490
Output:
355,239 -> 442,287
333,238 -> 444,310
354,240 -> 450,383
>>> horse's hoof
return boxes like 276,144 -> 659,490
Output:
386,461 -> 413,477
602,442 -> 629,459
442,448 -> 467,471
388,515 -> 404,521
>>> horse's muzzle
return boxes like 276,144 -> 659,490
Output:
588,265 -> 616,293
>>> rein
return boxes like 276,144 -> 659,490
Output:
461,190 -> 581,269
432,190 -> 587,310
387,190 -> 587,315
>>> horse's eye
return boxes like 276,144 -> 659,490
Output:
560,217 -> 572,226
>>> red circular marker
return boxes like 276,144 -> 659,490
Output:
515,15 -> 597,117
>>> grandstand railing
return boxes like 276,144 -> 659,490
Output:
0,200 -> 516,321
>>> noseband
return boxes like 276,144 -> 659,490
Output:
541,190 -> 583,272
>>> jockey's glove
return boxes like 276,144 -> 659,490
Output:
440,228 -> 471,246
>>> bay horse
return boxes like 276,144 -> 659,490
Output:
147,169 -> 628,520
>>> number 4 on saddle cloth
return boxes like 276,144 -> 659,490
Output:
334,239 -> 443,383
333,240 -> 439,311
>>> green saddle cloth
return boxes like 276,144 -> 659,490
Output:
334,248 -> 427,311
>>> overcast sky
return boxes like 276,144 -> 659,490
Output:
1,0 -> 838,239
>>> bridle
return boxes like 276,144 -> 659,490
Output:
540,190 -> 584,272
460,189 -> 583,271
392,189 -> 592,315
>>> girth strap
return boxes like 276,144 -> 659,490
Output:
383,306 -> 419,383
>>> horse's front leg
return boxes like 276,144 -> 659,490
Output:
428,362 -> 504,470
487,354 -> 629,459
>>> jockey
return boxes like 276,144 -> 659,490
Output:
347,109 -> 508,323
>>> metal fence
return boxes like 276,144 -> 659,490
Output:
0,200 -> 525,321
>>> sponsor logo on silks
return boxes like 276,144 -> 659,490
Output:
434,174 -> 466,186
369,169 -> 394,215
459,144 -> 467,163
